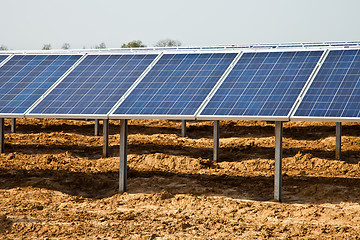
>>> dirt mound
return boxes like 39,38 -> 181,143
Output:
1,119 -> 360,238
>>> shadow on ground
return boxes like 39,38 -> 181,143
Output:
1,167 -> 360,205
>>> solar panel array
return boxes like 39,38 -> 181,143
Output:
0,46 -> 360,122
199,51 -> 323,120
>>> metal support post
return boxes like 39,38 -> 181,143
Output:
274,121 -> 283,202
181,120 -> 187,137
336,122 -> 342,160
94,119 -> 100,136
0,118 -> 4,153
11,118 -> 16,133
103,119 -> 109,158
213,120 -> 220,162
119,119 -> 128,192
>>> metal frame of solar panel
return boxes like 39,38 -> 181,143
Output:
3,40 -> 359,56
109,51 -> 240,120
0,54 -> 83,118
291,47 -> 360,122
26,52 -> 160,119
195,48 -> 326,121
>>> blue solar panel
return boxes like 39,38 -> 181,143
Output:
30,54 -> 157,115
294,49 -> 360,118
112,53 -> 237,116
0,55 -> 9,64
0,55 -> 81,114
200,51 -> 323,118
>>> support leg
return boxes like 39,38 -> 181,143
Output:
274,121 -> 283,202
181,120 -> 187,137
94,119 -> 100,136
11,118 -> 16,133
119,119 -> 128,192
213,120 -> 219,162
0,118 -> 4,153
103,119 -> 109,158
336,122 -> 342,160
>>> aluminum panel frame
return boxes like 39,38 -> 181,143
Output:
109,114 -> 196,120
25,113 -> 108,120
196,115 -> 289,121
291,116 -> 360,122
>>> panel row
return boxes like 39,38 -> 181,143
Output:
1,49 -> 360,122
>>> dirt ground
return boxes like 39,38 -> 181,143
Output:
1,118 -> 360,239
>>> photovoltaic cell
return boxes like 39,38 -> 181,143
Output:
112,53 -> 237,116
200,51 -> 323,118
0,55 -> 81,115
294,49 -> 360,118
30,54 -> 157,115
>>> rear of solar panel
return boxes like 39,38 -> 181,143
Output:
292,49 -> 360,121
28,54 -> 158,118
198,50 -> 324,121
110,53 -> 237,119
0,55 -> 81,117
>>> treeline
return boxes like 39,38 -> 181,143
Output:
0,39 -> 182,51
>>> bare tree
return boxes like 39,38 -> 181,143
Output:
42,44 -> 52,50
62,43 -> 71,50
0,45 -> 8,51
154,39 -> 181,47
95,42 -> 107,49
121,40 -> 146,48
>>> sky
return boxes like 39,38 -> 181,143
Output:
1,0 -> 360,50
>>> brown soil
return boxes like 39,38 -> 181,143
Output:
1,119 -> 360,239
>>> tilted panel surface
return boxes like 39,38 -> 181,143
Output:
200,51 -> 323,117
0,55 -> 81,114
30,54 -> 157,115
112,53 -> 237,116
294,49 -> 360,118
0,55 -> 10,63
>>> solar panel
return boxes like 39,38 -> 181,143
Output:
292,49 -> 360,121
0,55 -> 9,64
110,53 -> 237,119
28,54 -> 158,117
0,55 -> 81,116
198,50 -> 324,120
